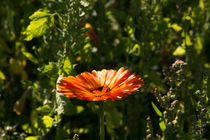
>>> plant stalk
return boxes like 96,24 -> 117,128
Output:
99,101 -> 104,140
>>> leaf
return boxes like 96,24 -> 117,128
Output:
185,34 -> 192,46
199,0 -> 204,10
22,124 -> 32,134
25,136 -> 38,140
171,23 -> 182,32
173,46 -> 186,56
22,52 -> 38,64
22,10 -> 54,41
42,115 -> 54,128
0,71 -> 6,80
154,5 -> 159,13
36,105 -> 51,115
40,62 -> 58,77
77,106 -> 84,113
159,118 -> 166,132
204,63 -> 210,68
29,10 -> 52,20
63,57 -> 72,75
152,102 -> 162,117
195,37 -> 203,54
131,44 -> 141,56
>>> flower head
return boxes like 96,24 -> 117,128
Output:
57,67 -> 144,101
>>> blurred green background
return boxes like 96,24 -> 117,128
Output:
0,0 -> 210,139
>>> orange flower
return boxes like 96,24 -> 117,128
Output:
57,67 -> 144,101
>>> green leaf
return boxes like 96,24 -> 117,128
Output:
42,115 -> 54,129
154,5 -> 159,13
77,106 -> 84,113
173,46 -> 186,56
152,102 -> 162,117
22,10 -> 54,41
171,23 -> 182,32
25,136 -> 38,140
0,71 -> 5,80
36,105 -> 51,115
63,57 -> 72,75
159,118 -> 166,132
195,37 -> 203,54
40,62 -> 58,77
131,44 -> 141,56
199,0 -> 204,10
29,10 -> 52,20
22,124 -> 32,134
22,52 -> 38,64
204,63 -> 210,68
185,34 -> 192,46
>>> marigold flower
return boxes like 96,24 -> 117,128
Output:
57,67 -> 144,101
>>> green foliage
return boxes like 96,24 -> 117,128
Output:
1,0 -> 210,140
36,105 -> 51,115
152,102 -> 162,117
40,62 -> 58,78
173,46 -> 186,56
25,136 -> 38,140
22,10 -> 55,41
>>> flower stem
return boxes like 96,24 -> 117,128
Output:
99,101 -> 104,140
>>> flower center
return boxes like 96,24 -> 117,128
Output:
90,86 -> 111,96
95,87 -> 103,91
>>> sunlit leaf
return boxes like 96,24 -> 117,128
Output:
22,124 -> 32,134
22,51 -> 38,64
0,71 -> 5,80
42,115 -> 53,128
152,102 -> 162,117
185,34 -> 192,46
173,46 -> 186,56
131,44 -> 141,56
63,57 -> 72,75
204,63 -> 210,68
22,10 -> 54,41
25,136 -> 38,140
199,0 -> 204,10
29,10 -> 52,20
159,118 -> 166,132
36,105 -> 51,115
77,106 -> 84,113
183,16 -> 192,21
40,62 -> 58,77
171,23 -> 182,32
154,5 -> 159,13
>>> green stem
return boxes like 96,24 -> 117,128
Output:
99,101 -> 104,140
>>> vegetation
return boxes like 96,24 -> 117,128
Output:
0,0 -> 210,139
